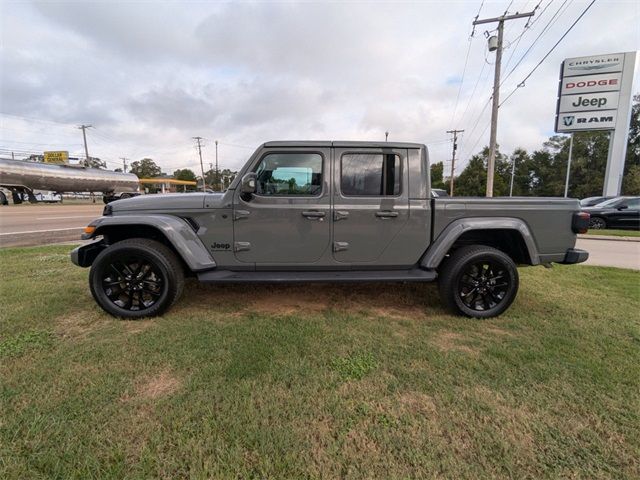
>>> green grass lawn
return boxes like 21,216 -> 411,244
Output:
586,229 -> 640,237
1,245 -> 639,479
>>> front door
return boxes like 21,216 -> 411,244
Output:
233,148 -> 331,265
332,147 -> 409,264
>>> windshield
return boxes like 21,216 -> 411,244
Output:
594,197 -> 623,208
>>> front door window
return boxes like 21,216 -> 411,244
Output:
255,153 -> 323,196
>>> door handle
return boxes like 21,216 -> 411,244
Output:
375,211 -> 399,218
302,211 -> 326,220
334,210 -> 349,221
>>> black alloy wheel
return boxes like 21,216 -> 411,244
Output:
457,260 -> 510,313
101,256 -> 165,311
89,238 -> 184,318
438,245 -> 519,318
588,217 -> 607,229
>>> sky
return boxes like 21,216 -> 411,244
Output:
1,0 -> 638,176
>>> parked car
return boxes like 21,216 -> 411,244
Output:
582,196 -> 640,230
579,195 -> 617,207
431,188 -> 449,198
71,141 -> 589,319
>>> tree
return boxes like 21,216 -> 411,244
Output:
173,168 -> 198,191
455,147 -> 510,196
205,168 -> 237,191
430,162 -> 445,190
129,158 -> 161,178
85,157 -> 106,169
622,164 -> 640,194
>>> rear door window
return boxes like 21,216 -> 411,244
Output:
341,153 -> 401,196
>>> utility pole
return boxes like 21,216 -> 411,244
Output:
120,157 -> 128,173
473,10 -> 535,197
446,129 -> 464,196
215,140 -> 219,191
78,124 -> 93,166
193,136 -> 206,192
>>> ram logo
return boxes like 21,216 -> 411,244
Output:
562,116 -> 575,126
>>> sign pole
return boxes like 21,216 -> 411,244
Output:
564,134 -> 574,198
603,51 -> 637,196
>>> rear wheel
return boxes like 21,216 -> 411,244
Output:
89,238 -> 184,318
588,216 -> 607,229
438,245 -> 519,318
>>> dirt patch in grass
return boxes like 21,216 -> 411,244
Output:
182,282 -> 436,320
54,311 -> 103,340
396,391 -> 437,416
122,370 -> 182,403
431,331 -> 480,355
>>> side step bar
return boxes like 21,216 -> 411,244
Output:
197,268 -> 437,284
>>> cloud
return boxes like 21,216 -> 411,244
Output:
1,0 -> 638,174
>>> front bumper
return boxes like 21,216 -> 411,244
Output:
70,239 -> 106,267
561,248 -> 589,264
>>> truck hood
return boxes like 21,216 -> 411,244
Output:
110,193 -> 224,212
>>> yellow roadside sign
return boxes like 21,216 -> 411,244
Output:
44,151 -> 69,164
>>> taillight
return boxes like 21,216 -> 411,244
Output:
572,212 -> 590,234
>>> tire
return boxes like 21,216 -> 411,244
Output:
438,245 -> 519,319
0,191 -> 7,206
588,216 -> 607,229
89,238 -> 184,319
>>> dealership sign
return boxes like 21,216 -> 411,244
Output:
554,51 -> 637,196
556,111 -> 617,133
554,52 -> 636,133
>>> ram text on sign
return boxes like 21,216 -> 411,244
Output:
555,111 -> 618,133
558,91 -> 620,114
43,151 -> 69,164
560,72 -> 622,95
562,53 -> 624,77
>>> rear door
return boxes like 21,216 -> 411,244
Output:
332,147 -> 409,263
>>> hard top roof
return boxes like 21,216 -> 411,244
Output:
262,141 -> 425,149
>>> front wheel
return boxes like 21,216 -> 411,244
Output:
89,238 -> 184,318
438,245 -> 519,318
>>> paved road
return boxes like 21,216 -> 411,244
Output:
576,237 -> 640,270
0,203 -> 103,247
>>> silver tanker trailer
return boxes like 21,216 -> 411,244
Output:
0,157 -> 139,205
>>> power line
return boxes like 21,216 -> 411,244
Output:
450,37 -> 474,128
500,0 -> 597,107
500,0 -> 570,88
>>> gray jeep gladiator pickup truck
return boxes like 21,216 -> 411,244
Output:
71,141 -> 589,319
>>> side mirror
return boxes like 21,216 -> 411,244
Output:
241,172 -> 257,194
617,205 -> 628,210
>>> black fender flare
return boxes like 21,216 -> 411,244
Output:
420,217 -> 540,269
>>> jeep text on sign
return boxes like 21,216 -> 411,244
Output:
560,72 -> 622,95
555,111 -> 618,133
562,53 -> 624,77
558,91 -> 620,113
